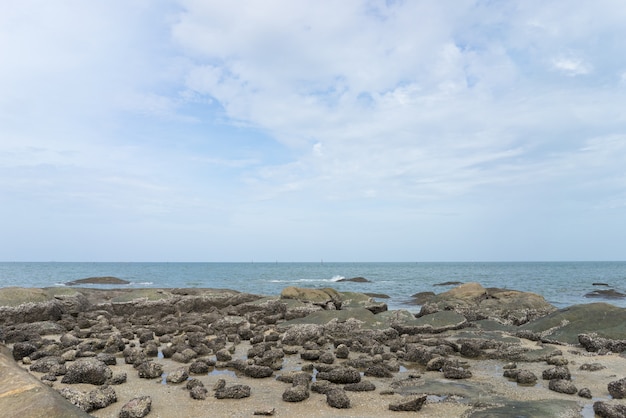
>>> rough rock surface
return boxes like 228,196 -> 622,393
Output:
118,396 -> 152,418
419,282 -> 556,325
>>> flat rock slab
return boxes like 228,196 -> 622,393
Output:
0,345 -> 90,418
520,302 -> 626,344
468,399 -> 581,417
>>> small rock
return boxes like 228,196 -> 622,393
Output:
166,367 -> 189,384
578,388 -> 593,399
244,365 -> 274,378
136,362 -> 163,379
365,364 -> 394,378
215,384 -> 251,399
549,379 -> 577,395
593,401 -> 626,418
389,394 -> 427,411
542,366 -> 571,380
190,385 -> 208,400
608,377 -> 626,399
282,385 -> 309,402
109,372 -> 127,385
443,365 -> 472,379
119,395 -> 152,418
317,367 -> 361,384
335,344 -> 350,359
344,380 -> 376,391
326,388 -> 351,409
580,362 -> 606,371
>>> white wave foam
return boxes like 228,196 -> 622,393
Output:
330,275 -> 345,282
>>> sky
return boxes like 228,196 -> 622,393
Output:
1,0 -> 626,262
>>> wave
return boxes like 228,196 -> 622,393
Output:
268,276 -> 345,284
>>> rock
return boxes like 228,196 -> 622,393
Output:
334,344 -> 349,359
443,364 -> 472,379
300,350 -> 321,361
434,281 -> 463,286
215,384 -> 251,399
594,401 -> 626,418
578,387 -> 592,398
58,388 -> 92,412
59,386 -> 117,412
88,385 -> 117,410
318,351 -> 335,364
12,342 -> 38,361
282,385 -> 309,402
344,380 -> 376,391
281,324 -> 324,346
580,362 -> 606,371
410,291 -> 436,305
61,358 -> 112,385
119,396 -> 152,418
516,370 -> 538,385
608,377 -> 626,399
65,276 -> 130,286
311,381 -> 335,394
189,360 -> 211,374
190,385 -> 208,400
548,379 -> 577,394
546,355 -> 568,366
109,372 -> 127,385
521,303 -> 626,345
317,367 -> 361,384
585,289 -> 626,299
166,367 -> 189,384
137,362 -> 163,379
365,364 -> 394,378
326,388 -> 351,409
0,345 -> 91,417
30,356 -> 66,374
579,333 -> 626,353
389,394 -> 427,411
337,277 -> 371,283
244,365 -> 274,378
215,348 -> 232,362
420,282 -> 556,325
542,366 -> 571,381
280,287 -> 342,308
392,310 -> 468,334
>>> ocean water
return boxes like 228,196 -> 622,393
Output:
1,261 -> 625,312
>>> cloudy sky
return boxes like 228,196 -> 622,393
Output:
2,1 -> 625,262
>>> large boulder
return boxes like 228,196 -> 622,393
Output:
61,358 -> 113,385
280,287 -> 342,309
419,283 -> 556,325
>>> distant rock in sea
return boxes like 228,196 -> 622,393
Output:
433,281 -> 463,286
337,277 -> 371,283
584,289 -> 626,299
65,276 -> 130,286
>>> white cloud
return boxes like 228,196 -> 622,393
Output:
2,1 -> 626,260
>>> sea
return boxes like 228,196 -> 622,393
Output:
1,261 -> 625,312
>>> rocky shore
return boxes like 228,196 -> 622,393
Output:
1,282 -> 626,417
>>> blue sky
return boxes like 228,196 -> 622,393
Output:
1,0 -> 625,262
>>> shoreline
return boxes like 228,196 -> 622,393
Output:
2,284 -> 626,417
